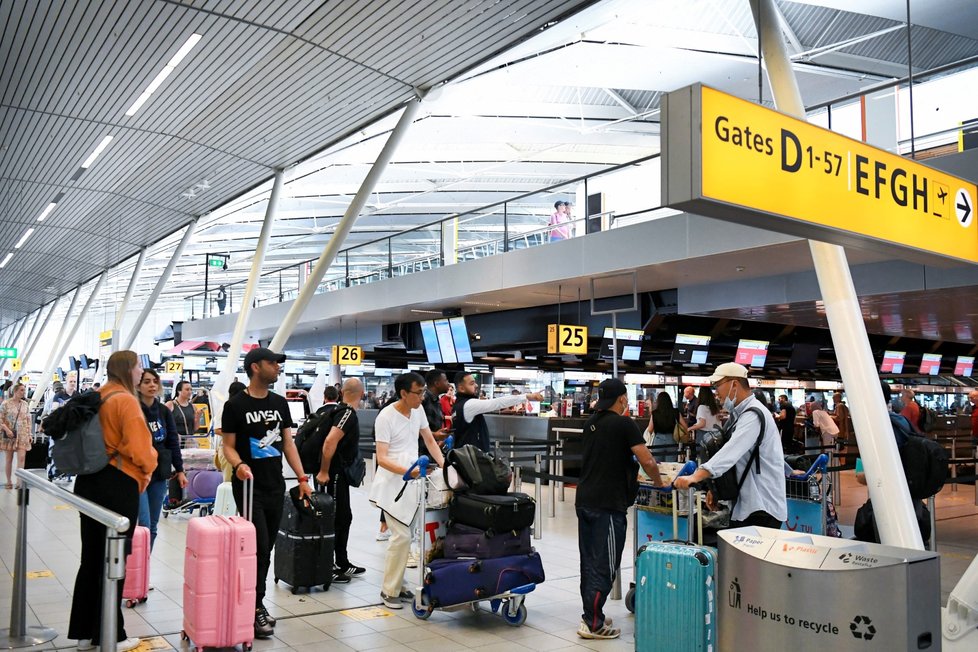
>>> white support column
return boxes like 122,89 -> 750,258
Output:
30,271 -> 108,409
17,298 -> 61,377
13,290 -> 76,387
210,170 -> 285,429
0,317 -> 28,375
750,0 -> 922,549
114,247 -> 147,344
122,220 -> 197,351
269,95 -> 425,352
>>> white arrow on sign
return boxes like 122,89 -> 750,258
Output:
956,188 -> 973,228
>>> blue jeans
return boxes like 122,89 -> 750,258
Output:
652,432 -> 678,462
138,479 -> 167,550
577,507 -> 627,632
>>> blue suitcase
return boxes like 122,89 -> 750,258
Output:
423,552 -> 545,608
634,542 -> 717,652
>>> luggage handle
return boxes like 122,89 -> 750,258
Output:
402,455 -> 431,481
787,453 -> 829,480
241,476 -> 254,522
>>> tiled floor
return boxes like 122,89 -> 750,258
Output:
0,469 -> 975,651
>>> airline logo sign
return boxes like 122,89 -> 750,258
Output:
663,84 -> 978,263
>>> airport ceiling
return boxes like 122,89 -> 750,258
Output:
3,0 -> 978,336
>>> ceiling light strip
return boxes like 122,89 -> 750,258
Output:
36,202 -> 57,222
0,253 -> 12,269
125,33 -> 202,117
80,135 -> 114,168
14,228 -> 34,249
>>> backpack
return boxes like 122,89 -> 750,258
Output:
854,498 -> 931,545
48,391 -> 124,476
889,412 -> 947,499
294,404 -> 338,475
701,407 -> 767,502
444,444 -> 511,495
918,406 -> 937,433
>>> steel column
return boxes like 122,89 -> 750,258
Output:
30,272 -> 108,409
14,290 -> 77,387
269,96 -> 425,352
122,221 -> 197,351
0,317 -> 28,375
15,299 -> 60,381
750,0 -> 922,549
113,248 -> 147,342
210,170 -> 285,430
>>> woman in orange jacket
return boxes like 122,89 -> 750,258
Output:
68,350 -> 157,652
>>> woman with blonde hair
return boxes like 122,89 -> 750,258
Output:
0,383 -> 32,489
68,351 -> 157,652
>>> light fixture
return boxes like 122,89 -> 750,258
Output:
125,33 -> 202,116
14,228 -> 34,249
81,135 -> 114,168
0,253 -> 12,269
36,202 -> 57,222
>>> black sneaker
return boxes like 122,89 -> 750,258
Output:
332,572 -> 351,584
254,609 -> 273,638
259,605 -> 276,626
336,563 -> 366,578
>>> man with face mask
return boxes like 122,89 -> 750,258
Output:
675,363 -> 786,529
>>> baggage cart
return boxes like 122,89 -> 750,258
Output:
783,453 -> 829,535
406,454 -> 540,626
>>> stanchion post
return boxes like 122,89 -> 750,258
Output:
100,533 -> 127,652
533,454 -> 542,540
515,465 -> 522,493
557,438 -> 565,502
548,446 -> 556,518
927,494 -> 937,552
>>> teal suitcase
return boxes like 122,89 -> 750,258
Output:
634,541 -> 717,652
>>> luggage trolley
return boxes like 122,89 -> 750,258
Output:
626,460 -> 701,613
783,453 -> 830,536
405,455 -> 538,626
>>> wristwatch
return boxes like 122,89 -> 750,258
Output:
298,475 -> 310,484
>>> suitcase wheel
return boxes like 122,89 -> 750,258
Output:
503,603 -> 527,626
475,588 -> 488,599
468,561 -> 481,573
243,643 -> 253,651
424,572 -> 434,586
625,587 -> 636,613
694,551 -> 710,566
411,601 -> 433,620
180,631 -> 188,641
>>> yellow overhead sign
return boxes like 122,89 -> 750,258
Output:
164,360 -> 183,374
664,84 -> 978,263
547,324 -> 588,355
10,359 -> 21,371
331,345 -> 363,366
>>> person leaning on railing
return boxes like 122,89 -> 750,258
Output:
68,350 -> 157,652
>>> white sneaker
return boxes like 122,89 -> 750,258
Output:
406,551 -> 420,568
77,641 -> 95,651
376,530 -> 391,541
117,638 -> 141,652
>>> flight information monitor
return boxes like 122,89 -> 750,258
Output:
919,353 -> 942,375
880,350 -> 906,374
788,343 -> 819,370
955,356 -> 974,376
672,334 -> 711,364
600,327 -> 644,361
420,317 -> 474,364
735,339 -> 769,368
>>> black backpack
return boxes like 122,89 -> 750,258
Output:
701,407 -> 767,502
294,404 -> 338,475
445,444 -> 511,495
889,413 -> 948,499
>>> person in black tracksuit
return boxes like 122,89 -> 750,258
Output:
221,347 -> 313,639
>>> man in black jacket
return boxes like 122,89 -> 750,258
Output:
452,371 -> 543,452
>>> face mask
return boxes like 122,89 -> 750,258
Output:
722,384 -> 736,411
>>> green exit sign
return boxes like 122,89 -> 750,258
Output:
207,257 -> 225,268
0,347 -> 17,358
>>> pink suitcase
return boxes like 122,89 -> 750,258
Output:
182,512 -> 257,651
122,526 -> 150,608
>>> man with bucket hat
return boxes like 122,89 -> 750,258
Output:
675,362 -> 786,529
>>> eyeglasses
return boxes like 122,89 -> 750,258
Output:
408,389 -> 425,396
711,378 -> 729,390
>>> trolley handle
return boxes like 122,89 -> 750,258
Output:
787,453 -> 829,480
443,435 -> 453,454
403,455 -> 431,481
650,460 -> 698,492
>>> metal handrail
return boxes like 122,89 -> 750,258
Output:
1,469 -> 131,652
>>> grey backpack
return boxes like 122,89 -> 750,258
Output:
51,392 -> 123,476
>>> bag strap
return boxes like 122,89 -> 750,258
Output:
733,407 -> 767,496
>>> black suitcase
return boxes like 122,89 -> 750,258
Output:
24,436 -> 48,469
448,492 -> 535,534
274,491 -> 335,593
423,552 -> 545,608
444,522 -> 532,559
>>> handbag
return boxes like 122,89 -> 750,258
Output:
672,416 -> 691,445
342,451 -> 366,488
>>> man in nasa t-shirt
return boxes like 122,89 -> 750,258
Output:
221,347 -> 312,638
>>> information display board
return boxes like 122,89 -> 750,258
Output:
918,353 -> 942,375
735,339 -> 770,368
672,333 -> 710,364
880,351 -> 906,374
954,355 -> 974,376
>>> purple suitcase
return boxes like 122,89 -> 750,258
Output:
444,523 -> 532,559
422,552 -> 545,608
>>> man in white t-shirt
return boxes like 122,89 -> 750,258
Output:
369,372 -> 445,609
